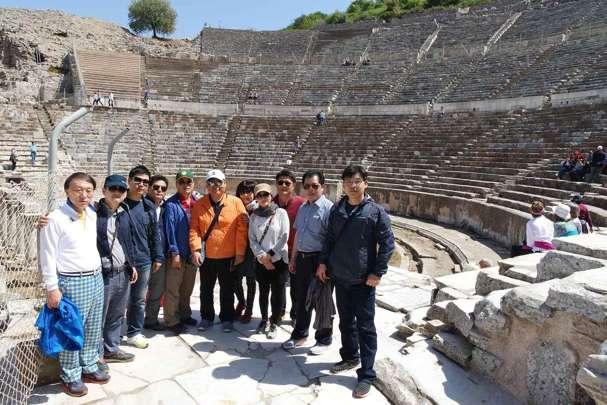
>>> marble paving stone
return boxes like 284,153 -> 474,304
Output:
113,379 -> 196,405
376,286 -> 432,313
312,374 -> 390,405
175,358 -> 269,404
28,381 -> 107,404
258,355 -> 310,397
101,369 -> 148,398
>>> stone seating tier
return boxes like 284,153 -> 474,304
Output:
77,49 -> 141,102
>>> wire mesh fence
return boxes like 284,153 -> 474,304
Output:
0,175 -> 50,404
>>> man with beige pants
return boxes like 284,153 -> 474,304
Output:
162,169 -> 199,334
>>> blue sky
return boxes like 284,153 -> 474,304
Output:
0,1 -> 352,38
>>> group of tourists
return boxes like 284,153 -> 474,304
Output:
558,145 -> 606,183
513,193 -> 592,255
7,141 -> 38,170
38,164 -> 395,399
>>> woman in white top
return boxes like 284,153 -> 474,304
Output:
248,183 -> 290,339
525,200 -> 555,252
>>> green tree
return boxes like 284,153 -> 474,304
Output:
286,11 -> 327,30
128,0 -> 177,38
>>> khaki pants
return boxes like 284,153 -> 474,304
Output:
163,260 -> 197,327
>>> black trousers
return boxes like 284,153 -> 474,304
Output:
234,273 -> 256,313
291,253 -> 333,345
199,257 -> 234,322
256,260 -> 287,324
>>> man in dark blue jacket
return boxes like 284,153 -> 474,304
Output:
162,169 -> 199,335
123,165 -> 164,349
97,175 -> 138,363
318,165 -> 394,399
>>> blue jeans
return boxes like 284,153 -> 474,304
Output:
126,264 -> 151,337
335,282 -> 377,383
102,269 -> 131,353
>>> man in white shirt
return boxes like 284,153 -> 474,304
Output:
39,172 -> 110,397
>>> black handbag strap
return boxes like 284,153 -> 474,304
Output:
203,202 -> 223,243
256,214 -> 275,245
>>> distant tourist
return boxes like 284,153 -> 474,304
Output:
235,180 -> 258,323
9,149 -> 17,170
30,141 -> 37,165
557,155 -> 574,179
273,169 -> 305,323
92,91 -> 103,106
588,145 -> 605,183
553,203 -> 580,237
571,193 -> 593,232
39,172 -> 109,397
190,169 -> 248,333
162,170 -> 199,335
108,92 -> 115,108
320,164 -> 394,399
568,202 -> 584,234
282,170 -> 334,355
248,183 -> 290,339
316,111 -> 326,126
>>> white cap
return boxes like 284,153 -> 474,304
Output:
598,145 -> 603,150
205,169 -> 226,182
553,203 -> 571,221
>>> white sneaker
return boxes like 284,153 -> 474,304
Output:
308,344 -> 330,355
126,334 -> 149,349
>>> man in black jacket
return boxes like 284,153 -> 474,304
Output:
318,165 -> 394,399
589,145 -> 606,183
124,165 -> 164,349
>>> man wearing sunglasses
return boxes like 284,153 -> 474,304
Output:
162,170 -> 199,335
123,165 -> 164,349
143,175 -> 169,331
189,169 -> 248,333
273,169 -> 305,324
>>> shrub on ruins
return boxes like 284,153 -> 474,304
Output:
128,0 -> 177,38
286,12 -> 328,30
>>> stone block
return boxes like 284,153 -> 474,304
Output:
434,270 -> 480,296
427,300 -> 449,323
471,348 -> 503,376
431,332 -> 473,368
406,332 -> 429,346
474,290 -> 510,336
501,281 -> 556,325
536,251 -> 605,282
565,268 -> 607,295
435,286 -> 470,302
498,252 -> 546,274
553,233 -> 607,260
376,286 -> 432,313
476,270 -> 530,296
420,319 -> 450,337
396,323 -> 416,338
527,341 -> 577,405
374,357 -> 434,405
545,281 -> 607,323
445,299 -> 481,337
502,266 -> 537,283
468,329 -> 491,351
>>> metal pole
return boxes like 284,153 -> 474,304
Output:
47,107 -> 89,211
107,128 -> 130,175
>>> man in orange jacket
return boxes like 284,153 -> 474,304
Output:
189,169 -> 248,332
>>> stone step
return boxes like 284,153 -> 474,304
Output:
475,268 -> 531,295
431,332 -> 474,368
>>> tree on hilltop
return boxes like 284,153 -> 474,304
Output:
128,0 -> 177,38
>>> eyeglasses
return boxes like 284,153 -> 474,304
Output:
207,179 -> 223,187
152,184 -> 167,192
108,186 -> 127,193
303,183 -> 321,190
177,179 -> 192,186
343,179 -> 364,186
132,176 -> 150,185
256,192 -> 271,198
277,180 -> 293,187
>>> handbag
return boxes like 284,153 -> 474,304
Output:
200,202 -> 223,265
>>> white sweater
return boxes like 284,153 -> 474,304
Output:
248,207 -> 290,264
39,202 -> 101,291
526,215 -> 554,251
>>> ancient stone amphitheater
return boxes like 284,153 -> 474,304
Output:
1,0 -> 607,403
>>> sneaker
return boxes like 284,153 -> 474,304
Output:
256,320 -> 268,334
330,359 -> 361,374
222,321 -> 234,333
97,361 -> 109,373
308,343 -> 330,356
352,381 -> 372,398
235,302 -> 245,317
169,323 -> 188,335
104,349 -> 135,363
62,380 -> 87,397
82,370 -> 111,385
126,334 -> 149,349
143,321 -> 165,331
181,317 -> 197,326
266,323 -> 277,339
282,337 -> 307,350
197,319 -> 212,331
240,311 -> 252,324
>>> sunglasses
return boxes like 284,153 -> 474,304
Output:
152,185 -> 168,192
207,179 -> 223,186
108,186 -> 127,193
303,183 -> 321,190
177,179 -> 193,186
132,176 -> 150,185
256,192 -> 271,198
277,180 -> 293,187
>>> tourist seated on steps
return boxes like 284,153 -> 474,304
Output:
511,200 -> 555,257
551,203 -> 580,238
